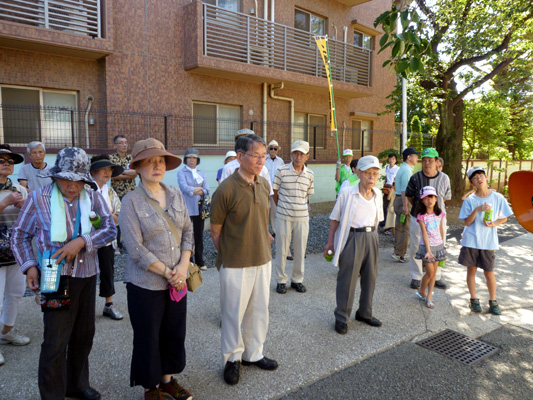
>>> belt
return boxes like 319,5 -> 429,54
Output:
350,226 -> 375,233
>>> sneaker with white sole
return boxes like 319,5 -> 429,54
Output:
391,254 -> 401,261
0,349 -> 4,366
103,305 -> 123,320
199,265 -> 207,271
399,256 -> 409,263
0,330 -> 30,346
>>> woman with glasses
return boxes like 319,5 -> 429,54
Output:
0,144 -> 29,367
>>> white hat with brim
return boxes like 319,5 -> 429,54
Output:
291,140 -> 309,154
420,186 -> 438,199
268,140 -> 280,149
357,155 -> 380,171
224,151 -> 237,162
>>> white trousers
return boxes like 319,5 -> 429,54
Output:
0,263 -> 25,327
274,218 -> 309,284
408,215 -> 447,281
219,262 -> 271,365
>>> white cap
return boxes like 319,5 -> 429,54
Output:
342,149 -> 353,156
357,155 -> 380,171
224,151 -> 237,161
467,166 -> 485,180
235,128 -> 254,140
291,140 -> 309,154
268,140 -> 280,149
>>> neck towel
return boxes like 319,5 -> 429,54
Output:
50,183 -> 91,242
185,165 -> 204,184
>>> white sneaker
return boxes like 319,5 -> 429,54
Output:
0,330 -> 30,346
0,349 -> 4,366
391,254 -> 401,261
199,265 -> 207,271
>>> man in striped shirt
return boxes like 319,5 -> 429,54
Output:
273,140 -> 314,294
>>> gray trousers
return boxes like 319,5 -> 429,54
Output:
393,196 -> 411,257
335,230 -> 379,323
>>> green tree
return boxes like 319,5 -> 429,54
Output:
375,0 -> 533,197
408,115 -> 424,151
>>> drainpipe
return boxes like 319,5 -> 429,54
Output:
343,26 -> 348,42
85,95 -> 94,148
264,0 -> 268,20
263,82 -> 268,141
270,82 -> 294,143
270,0 -> 274,22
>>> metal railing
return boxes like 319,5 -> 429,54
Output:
0,0 -> 101,38
203,4 -> 371,87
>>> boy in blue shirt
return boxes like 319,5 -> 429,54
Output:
458,166 -> 513,315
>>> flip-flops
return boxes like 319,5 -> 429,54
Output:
415,292 -> 426,301
426,300 -> 435,309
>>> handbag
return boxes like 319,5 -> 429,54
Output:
382,184 -> 393,196
198,195 -> 211,220
0,225 -> 15,264
187,262 -> 203,292
40,275 -> 71,312
135,188 -> 203,291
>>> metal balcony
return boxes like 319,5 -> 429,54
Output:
202,4 -> 371,87
0,0 -> 102,38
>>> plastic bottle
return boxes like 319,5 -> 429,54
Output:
325,250 -> 333,262
484,209 -> 493,222
400,214 -> 406,223
89,211 -> 101,229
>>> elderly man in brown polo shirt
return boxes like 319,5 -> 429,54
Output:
210,133 -> 278,386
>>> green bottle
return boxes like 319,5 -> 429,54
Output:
89,211 -> 101,229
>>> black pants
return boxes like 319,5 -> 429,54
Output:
98,245 -> 115,298
39,276 -> 96,400
191,215 -> 205,267
127,283 -> 187,389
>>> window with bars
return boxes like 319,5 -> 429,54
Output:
193,102 -> 241,146
294,113 -> 326,149
352,120 -> 372,152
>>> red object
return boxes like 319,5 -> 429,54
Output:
508,171 -> 533,233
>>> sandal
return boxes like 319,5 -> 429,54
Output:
426,299 -> 435,309
415,292 -> 426,301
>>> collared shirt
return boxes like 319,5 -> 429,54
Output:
176,166 -> 210,216
385,164 -> 399,185
394,162 -> 413,194
211,170 -> 271,269
11,184 -> 116,278
109,153 -> 136,198
220,158 -> 273,196
264,155 -> 285,184
17,162 -> 53,191
405,170 -> 452,217
118,182 -> 194,291
272,162 -> 314,221
329,184 -> 384,266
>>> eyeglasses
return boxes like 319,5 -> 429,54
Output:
243,153 -> 266,162
0,159 -> 15,165
269,147 -> 278,151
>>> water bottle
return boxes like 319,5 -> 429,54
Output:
89,211 -> 101,229
325,250 -> 333,262
484,209 -> 493,222
400,214 -> 406,223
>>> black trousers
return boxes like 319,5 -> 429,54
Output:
127,283 -> 187,389
190,215 -> 205,267
39,276 -> 96,400
97,244 -> 115,298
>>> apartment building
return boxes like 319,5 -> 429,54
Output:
0,0 -> 396,201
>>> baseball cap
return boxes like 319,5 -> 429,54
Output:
402,147 -> 420,158
291,140 -> 309,154
342,149 -> 353,157
420,186 -> 438,199
467,166 -> 486,180
357,155 -> 380,171
421,148 -> 439,158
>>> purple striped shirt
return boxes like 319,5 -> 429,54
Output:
11,184 -> 116,278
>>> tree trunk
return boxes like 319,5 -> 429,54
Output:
436,97 -> 465,200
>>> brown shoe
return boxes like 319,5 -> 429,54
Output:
159,377 -> 192,400
145,388 -> 174,400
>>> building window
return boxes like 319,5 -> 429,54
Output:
193,102 -> 241,146
0,86 -> 77,147
352,120 -> 372,152
294,9 -> 326,35
203,0 -> 241,12
354,31 -> 373,50
294,113 -> 326,149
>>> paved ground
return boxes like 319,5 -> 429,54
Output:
1,230 -> 532,399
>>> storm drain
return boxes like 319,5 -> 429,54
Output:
416,329 -> 499,365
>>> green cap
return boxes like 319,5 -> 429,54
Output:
421,148 -> 439,158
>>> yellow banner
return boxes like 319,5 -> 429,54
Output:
315,37 -> 337,133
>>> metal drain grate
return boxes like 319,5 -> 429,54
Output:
416,329 -> 499,365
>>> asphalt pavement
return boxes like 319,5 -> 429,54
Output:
1,229 -> 532,399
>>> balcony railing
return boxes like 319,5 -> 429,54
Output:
202,4 -> 371,87
0,0 -> 102,38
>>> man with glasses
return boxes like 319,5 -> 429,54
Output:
273,141 -> 314,294
264,140 -> 285,237
211,134 -> 278,386
324,156 -> 384,334
109,135 -> 137,253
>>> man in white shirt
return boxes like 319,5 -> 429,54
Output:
324,156 -> 384,335
264,140 -> 285,235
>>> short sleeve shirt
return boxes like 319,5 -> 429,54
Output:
459,192 -> 513,250
109,153 -> 136,198
211,171 -> 272,269
18,163 -> 53,191
272,163 -> 314,221
417,211 -> 446,246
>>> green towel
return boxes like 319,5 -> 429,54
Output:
50,183 -> 91,242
